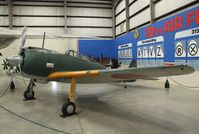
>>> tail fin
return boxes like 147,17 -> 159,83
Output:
19,27 -> 27,50
129,60 -> 137,68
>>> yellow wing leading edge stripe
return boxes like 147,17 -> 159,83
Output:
48,70 -> 100,79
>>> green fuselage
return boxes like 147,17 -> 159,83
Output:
21,47 -> 106,82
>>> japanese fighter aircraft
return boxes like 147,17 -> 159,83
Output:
2,27 -> 195,116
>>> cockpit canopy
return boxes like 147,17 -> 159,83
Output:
65,50 -> 96,63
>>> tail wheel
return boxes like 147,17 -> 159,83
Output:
62,101 -> 76,116
24,90 -> 34,100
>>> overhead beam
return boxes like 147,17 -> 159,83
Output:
114,0 -> 123,9
150,0 -> 155,24
12,25 -> 113,29
64,0 -> 67,34
13,14 -> 112,19
112,5 -> 116,38
7,0 -> 13,29
115,8 -> 125,17
125,0 -> 129,33
13,0 -> 112,5
11,3 -> 112,9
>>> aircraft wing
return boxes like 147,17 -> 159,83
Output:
48,65 -> 194,83
0,28 -> 20,49
0,27 -> 102,49
0,36 -> 16,49
0,28 -> 44,49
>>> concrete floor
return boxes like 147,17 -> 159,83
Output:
0,76 -> 199,134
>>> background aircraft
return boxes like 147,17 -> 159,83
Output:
0,27 -> 101,49
1,27 -> 195,117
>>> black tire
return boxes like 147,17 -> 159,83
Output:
24,90 -> 34,100
165,80 -> 170,88
10,81 -> 15,90
62,101 -> 76,116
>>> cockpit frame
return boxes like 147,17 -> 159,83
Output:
65,50 -> 96,63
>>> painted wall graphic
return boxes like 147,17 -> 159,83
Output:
118,43 -> 133,59
78,6 -> 199,70
115,6 -> 199,69
136,36 -> 164,67
114,32 -> 134,65
174,27 -> 199,68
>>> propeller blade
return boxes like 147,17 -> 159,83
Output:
18,27 -> 27,54
2,59 -> 8,70
16,66 -> 20,72
3,66 -> 8,70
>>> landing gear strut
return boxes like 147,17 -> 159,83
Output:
10,81 -> 15,90
23,79 -> 36,100
164,78 -> 170,95
165,78 -> 170,88
61,78 -> 77,117
9,76 -> 15,91
123,81 -> 127,89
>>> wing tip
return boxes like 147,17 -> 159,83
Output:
184,65 -> 195,74
177,65 -> 195,75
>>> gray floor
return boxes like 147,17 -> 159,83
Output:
0,76 -> 199,134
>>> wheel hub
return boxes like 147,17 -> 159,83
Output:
67,105 -> 74,114
27,91 -> 33,98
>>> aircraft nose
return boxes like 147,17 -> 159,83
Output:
6,55 -> 23,67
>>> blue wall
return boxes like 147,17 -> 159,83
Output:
113,33 -> 134,59
78,40 -> 113,58
78,6 -> 199,68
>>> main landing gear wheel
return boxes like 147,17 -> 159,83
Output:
61,78 -> 77,117
62,101 -> 76,116
23,79 -> 36,100
24,90 -> 34,100
165,79 -> 170,88
164,78 -> 170,95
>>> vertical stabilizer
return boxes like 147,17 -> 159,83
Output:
129,60 -> 137,68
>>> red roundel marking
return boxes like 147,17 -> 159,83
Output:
111,74 -> 146,79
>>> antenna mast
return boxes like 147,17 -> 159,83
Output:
42,32 -> 46,49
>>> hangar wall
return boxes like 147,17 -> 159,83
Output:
0,0 -> 113,38
0,0 -> 114,76
114,0 -> 198,37
0,0 -> 113,60
116,6 -> 199,66
79,6 -> 199,67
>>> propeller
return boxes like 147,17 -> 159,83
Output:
18,27 -> 27,55
2,59 -> 8,70
1,27 -> 27,76
1,27 -> 27,91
